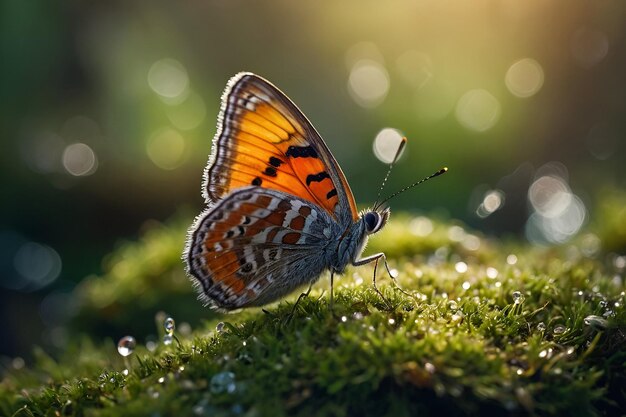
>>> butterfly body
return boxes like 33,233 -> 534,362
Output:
185,72 -> 389,311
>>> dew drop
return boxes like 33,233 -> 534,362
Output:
553,325 -> 566,335
163,334 -> 173,345
353,312 -> 364,320
210,371 -> 236,394
599,300 -> 608,308
164,317 -> 176,335
158,376 -> 165,384
448,300 -> 458,311
583,315 -> 608,331
216,322 -> 225,333
512,291 -> 524,304
462,281 -> 471,290
455,262 -> 468,273
536,322 -> 546,332
117,336 -> 136,357
122,369 -> 129,376
341,316 -> 348,323
388,318 -> 396,325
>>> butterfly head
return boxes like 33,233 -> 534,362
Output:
362,208 -> 390,235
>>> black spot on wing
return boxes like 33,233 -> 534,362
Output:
326,189 -> 337,199
285,145 -> 318,158
263,166 -> 277,177
269,156 -> 283,167
252,177 -> 262,186
306,171 -> 330,186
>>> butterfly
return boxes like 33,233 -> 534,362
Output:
185,72 -> 445,311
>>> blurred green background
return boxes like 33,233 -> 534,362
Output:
0,1 -> 624,358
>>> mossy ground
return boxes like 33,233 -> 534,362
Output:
1,210 -> 625,417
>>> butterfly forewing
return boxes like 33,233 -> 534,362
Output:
187,187 -> 335,310
205,72 -> 358,223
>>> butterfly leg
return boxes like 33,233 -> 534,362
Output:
354,253 -> 413,307
287,282 -> 314,323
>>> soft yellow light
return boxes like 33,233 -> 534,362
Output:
455,89 -> 501,132
146,128 -> 187,170
347,59 -> 389,108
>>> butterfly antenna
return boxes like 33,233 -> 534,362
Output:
375,167 -> 448,209
373,137 -> 407,210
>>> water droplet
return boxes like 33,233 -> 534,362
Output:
341,316 -> 348,323
163,334 -> 173,345
158,376 -> 165,384
462,281 -> 471,290
566,347 -> 575,355
353,312 -> 364,320
123,369 -> 129,376
146,340 -> 157,352
603,309 -> 615,317
388,318 -> 396,325
216,322 -> 225,333
599,300 -> 608,308
117,336 -> 136,357
553,325 -> 566,335
538,349 -> 548,358
512,291 -> 524,304
448,300 -> 458,311
516,368 -> 523,375
455,262 -> 468,273
506,254 -> 518,265
210,371 -> 236,394
536,322 -> 546,332
164,317 -> 175,335
583,315 -> 608,331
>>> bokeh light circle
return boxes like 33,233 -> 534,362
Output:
348,60 -> 390,108
455,89 -> 501,132
505,58 -> 544,98
62,143 -> 98,176
373,128 -> 405,163
13,242 -> 62,291
148,59 -> 189,100
146,128 -> 187,170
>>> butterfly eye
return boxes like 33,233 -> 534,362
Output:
364,212 -> 380,233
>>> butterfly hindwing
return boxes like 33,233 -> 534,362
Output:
204,72 -> 358,224
186,187 -> 336,310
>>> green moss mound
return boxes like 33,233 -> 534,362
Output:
1,211 -> 625,416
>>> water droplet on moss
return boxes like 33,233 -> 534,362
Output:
117,336 -> 136,357
583,315 -> 608,330
537,322 -> 546,332
216,322 -> 225,333
163,334 -> 173,345
448,300 -> 458,311
512,291 -> 524,304
553,325 -> 566,335
164,317 -> 175,335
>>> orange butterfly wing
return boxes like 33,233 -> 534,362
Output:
203,72 -> 358,223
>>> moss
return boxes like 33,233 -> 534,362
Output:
1,211 -> 625,416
